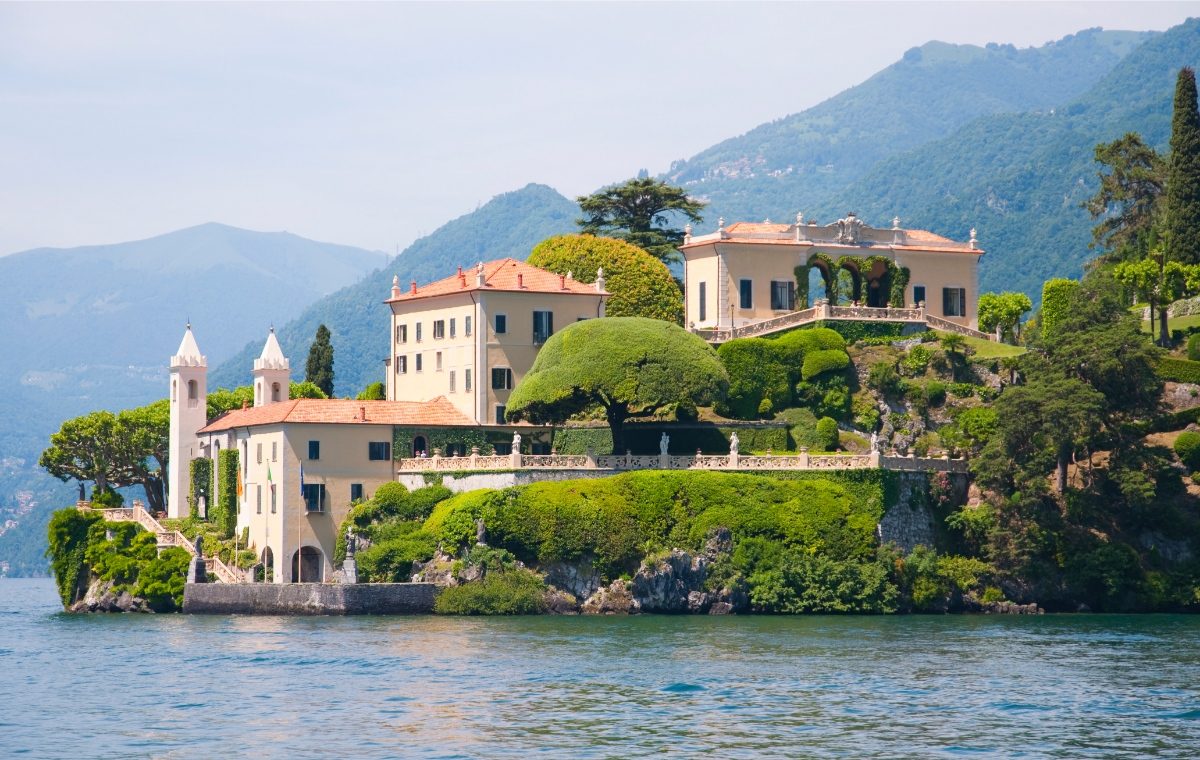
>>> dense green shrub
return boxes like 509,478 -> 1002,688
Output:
1188,334 -> 1200,361
91,487 -> 124,508
1040,278 -> 1079,337
355,524 -> 438,582
925,381 -> 947,407
135,547 -> 190,611
1174,431 -> 1200,469
46,509 -> 102,606
717,338 -> 791,419
900,345 -> 932,376
815,417 -> 839,451
867,361 -> 904,396
356,382 -> 386,400
812,320 -> 905,344
893,546 -> 991,612
336,484 -> 451,564
1158,357 -> 1200,384
434,570 -> 548,615
794,373 -> 851,420
188,458 -> 213,519
852,393 -> 881,431
675,399 -> 698,422
747,551 -> 897,613
802,349 -> 850,381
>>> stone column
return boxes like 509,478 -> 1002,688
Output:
585,448 -> 597,469
799,447 -> 810,469
469,446 -> 479,469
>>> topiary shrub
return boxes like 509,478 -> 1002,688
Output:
717,338 -> 790,419
1174,431 -> 1200,469
801,349 -> 850,381
757,398 -> 774,418
1159,357 -> 1200,384
815,417 -> 839,452
1040,278 -> 1079,338
1189,334 -> 1200,361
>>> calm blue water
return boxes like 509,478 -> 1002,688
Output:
2,579 -> 1199,759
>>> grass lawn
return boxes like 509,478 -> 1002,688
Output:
1142,313 -> 1200,334
934,332 -> 1026,359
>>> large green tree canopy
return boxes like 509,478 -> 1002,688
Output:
528,234 -> 683,324
505,317 -> 728,453
576,177 -> 705,265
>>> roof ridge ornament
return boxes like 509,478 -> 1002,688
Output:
969,227 -> 978,250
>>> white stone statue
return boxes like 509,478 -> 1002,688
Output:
659,433 -> 670,456
870,431 -> 880,452
729,432 -> 740,456
512,432 -> 521,452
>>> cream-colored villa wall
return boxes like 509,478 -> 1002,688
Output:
478,290 -> 605,425
683,252 -> 720,329
388,293 -> 478,421
684,241 -> 981,328
205,422 -> 396,583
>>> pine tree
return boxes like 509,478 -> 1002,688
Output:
305,324 -> 334,397
1166,67 -> 1200,266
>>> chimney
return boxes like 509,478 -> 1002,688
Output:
559,273 -> 566,290
518,273 -> 524,289
410,280 -> 417,295
390,275 -> 401,300
360,405 -> 367,422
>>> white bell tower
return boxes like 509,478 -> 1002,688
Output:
168,324 -> 207,518
253,328 -> 290,406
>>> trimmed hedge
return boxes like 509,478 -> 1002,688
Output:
815,417 -> 839,451
1175,432 -> 1200,469
717,338 -> 791,419
1158,357 -> 1200,384
552,424 -> 791,455
1041,279 -> 1079,337
802,349 -> 850,381
214,449 -> 239,539
1188,334 -> 1200,361
811,320 -> 905,343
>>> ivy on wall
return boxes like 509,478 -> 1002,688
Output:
890,266 -> 911,307
551,423 -> 791,455
213,449 -> 239,539
188,458 -> 213,520
393,426 -> 494,458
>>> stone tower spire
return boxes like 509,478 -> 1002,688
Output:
253,327 -> 291,407
168,324 -> 208,519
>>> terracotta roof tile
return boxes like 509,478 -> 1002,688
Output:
386,258 -> 606,303
198,397 -> 473,433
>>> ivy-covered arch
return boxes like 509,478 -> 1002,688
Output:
836,256 -> 866,303
807,253 -> 839,303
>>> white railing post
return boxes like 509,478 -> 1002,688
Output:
799,447 -> 809,469
470,446 -> 479,469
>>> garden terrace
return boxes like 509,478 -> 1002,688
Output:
692,302 -> 993,344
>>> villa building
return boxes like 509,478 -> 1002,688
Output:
680,213 -> 983,333
383,258 -> 607,426
165,258 -> 607,582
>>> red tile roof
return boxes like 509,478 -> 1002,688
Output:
385,258 -> 606,303
198,397 -> 473,433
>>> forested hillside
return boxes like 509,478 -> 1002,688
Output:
211,184 -> 578,395
666,28 -> 1153,225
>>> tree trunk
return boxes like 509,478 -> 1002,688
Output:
1055,451 -> 1068,494
142,478 -> 163,512
1159,303 -> 1170,347
605,403 -> 629,455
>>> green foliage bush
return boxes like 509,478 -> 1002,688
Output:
1040,278 -> 1080,337
1174,431 -> 1200,469
925,381 -> 947,407
852,393 -> 881,431
802,349 -> 850,381
746,551 -> 897,613
135,547 -> 190,611
867,361 -> 904,396
900,345 -> 932,376
91,487 -> 124,508
434,570 -> 548,615
46,509 -> 102,606
528,234 -> 683,323
1157,357 -> 1200,384
356,382 -> 386,401
812,320 -> 905,344
717,338 -> 791,419
188,458 -> 212,519
815,417 -> 839,451
355,523 -> 438,582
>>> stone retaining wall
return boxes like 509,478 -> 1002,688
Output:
183,582 -> 438,615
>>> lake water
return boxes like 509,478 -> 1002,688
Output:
2,579 -> 1199,758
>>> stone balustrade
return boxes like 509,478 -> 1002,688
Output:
395,447 -> 967,474
691,302 -> 994,343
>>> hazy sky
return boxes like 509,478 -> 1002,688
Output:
1,2 -> 1195,256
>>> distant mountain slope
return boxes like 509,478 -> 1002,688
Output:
667,28 -> 1154,225
0,223 -> 382,575
211,184 -> 578,395
816,17 -> 1200,300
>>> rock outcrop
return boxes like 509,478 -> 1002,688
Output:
581,579 -> 639,614
68,578 -> 152,613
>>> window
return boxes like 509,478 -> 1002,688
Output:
271,442 -> 277,462
270,484 -> 276,514
308,440 -> 320,460
943,287 -> 967,317
495,405 -> 507,424
396,355 -> 407,374
433,320 -> 445,339
396,324 -> 407,344
465,368 -> 472,392
368,442 -> 391,461
416,354 -> 423,372
913,285 -> 926,307
770,281 -> 796,310
449,370 -> 456,392
450,318 -> 456,338
302,483 -> 326,513
415,322 -> 422,343
436,351 -> 443,371
492,367 -> 513,390
739,279 -> 753,309
699,282 -> 707,321
494,314 -> 507,334
350,483 -> 363,502
465,316 -> 473,336
256,443 -> 262,464
533,310 -> 554,344
256,485 -> 262,514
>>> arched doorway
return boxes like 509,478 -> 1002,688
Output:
413,435 -> 428,457
291,546 -> 323,583
260,547 -> 274,583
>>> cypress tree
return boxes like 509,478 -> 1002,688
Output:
305,324 -> 334,397
1166,67 -> 1200,265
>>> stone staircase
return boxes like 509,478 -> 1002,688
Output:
77,501 -> 243,583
